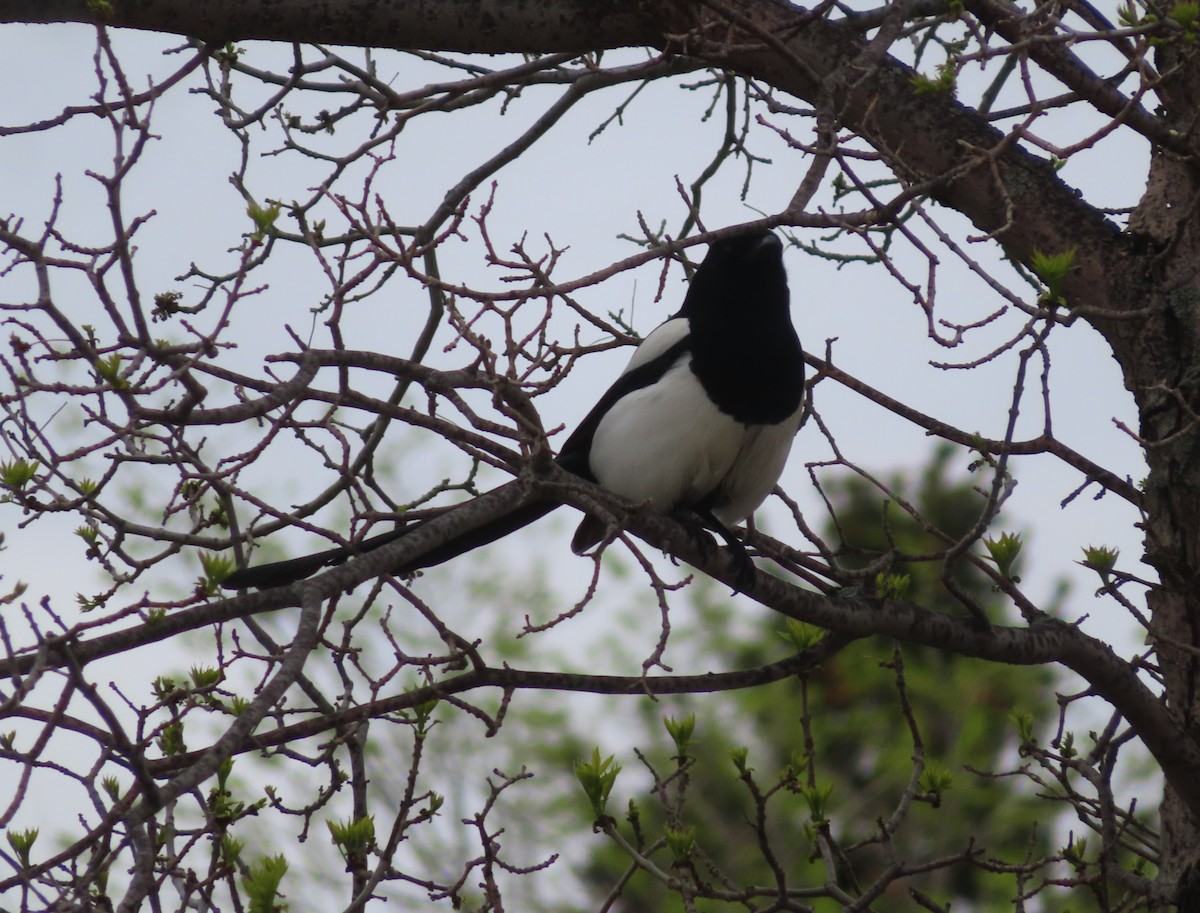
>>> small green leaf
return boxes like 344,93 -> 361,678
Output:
6,827 -> 39,865
198,553 -> 235,596
730,746 -> 750,776
242,854 -> 288,913
1080,544 -> 1119,575
801,782 -> 833,824
216,43 -> 245,68
222,834 -> 245,865
93,353 -> 128,389
663,714 -> 695,757
400,687 -> 439,734
778,619 -> 826,650
984,531 -> 1023,580
157,721 -> 185,757
152,291 -> 184,322
1172,0 -> 1199,30
663,825 -> 696,862
574,748 -> 621,819
76,593 -> 104,613
1010,709 -> 1036,747
327,815 -> 376,860
1117,0 -> 1142,25
152,676 -> 181,701
208,781 -> 247,825
1060,731 -> 1077,759
1030,246 -> 1076,303
910,61 -> 956,96
0,458 -> 39,491
190,665 -> 223,690
247,201 -> 282,242
918,761 -> 954,806
1063,835 -> 1089,870
874,571 -> 911,600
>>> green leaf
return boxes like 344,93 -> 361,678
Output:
730,746 -> 750,776
157,721 -> 185,757
574,748 -> 621,819
6,827 -> 38,865
918,761 -> 955,806
910,61 -> 956,96
778,618 -> 826,650
85,0 -> 114,19
190,665 -> 223,690
983,531 -> 1023,580
198,553 -> 235,596
216,43 -> 245,68
1117,0 -> 1142,25
152,290 -> 184,321
663,714 -> 696,757
327,815 -> 376,860
247,201 -> 282,242
400,687 -> 439,734
801,782 -> 833,824
242,854 -> 289,913
1030,246 -> 1076,303
663,825 -> 696,862
93,353 -> 128,389
1080,544 -> 1118,575
1010,709 -> 1036,746
874,571 -> 911,600
0,458 -> 39,491
1172,0 -> 1199,30
1063,835 -> 1089,870
222,834 -> 245,865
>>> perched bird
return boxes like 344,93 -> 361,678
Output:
222,228 -> 804,591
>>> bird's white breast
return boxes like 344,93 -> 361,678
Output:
710,412 -> 802,524
590,313 -> 799,527
589,351 -> 744,511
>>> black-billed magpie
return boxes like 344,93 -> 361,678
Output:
222,229 -> 804,591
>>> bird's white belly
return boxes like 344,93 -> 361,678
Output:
711,412 -> 801,524
588,356 -> 744,511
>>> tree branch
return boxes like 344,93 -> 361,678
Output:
7,0 -> 1131,325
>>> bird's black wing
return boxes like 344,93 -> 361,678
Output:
555,333 -> 692,477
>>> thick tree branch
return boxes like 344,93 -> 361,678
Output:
6,0 -> 1131,329
6,462 -> 1198,817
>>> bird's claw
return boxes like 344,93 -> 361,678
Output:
724,541 -> 758,593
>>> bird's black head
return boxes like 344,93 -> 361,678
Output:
677,229 -> 788,320
702,228 -> 783,267
676,227 -> 802,423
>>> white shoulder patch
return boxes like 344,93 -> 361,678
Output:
621,317 -> 689,376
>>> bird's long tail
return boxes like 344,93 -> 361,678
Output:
221,494 -> 559,590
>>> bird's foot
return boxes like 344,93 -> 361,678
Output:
673,510 -> 757,592
723,540 -> 758,593
672,512 -> 719,561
